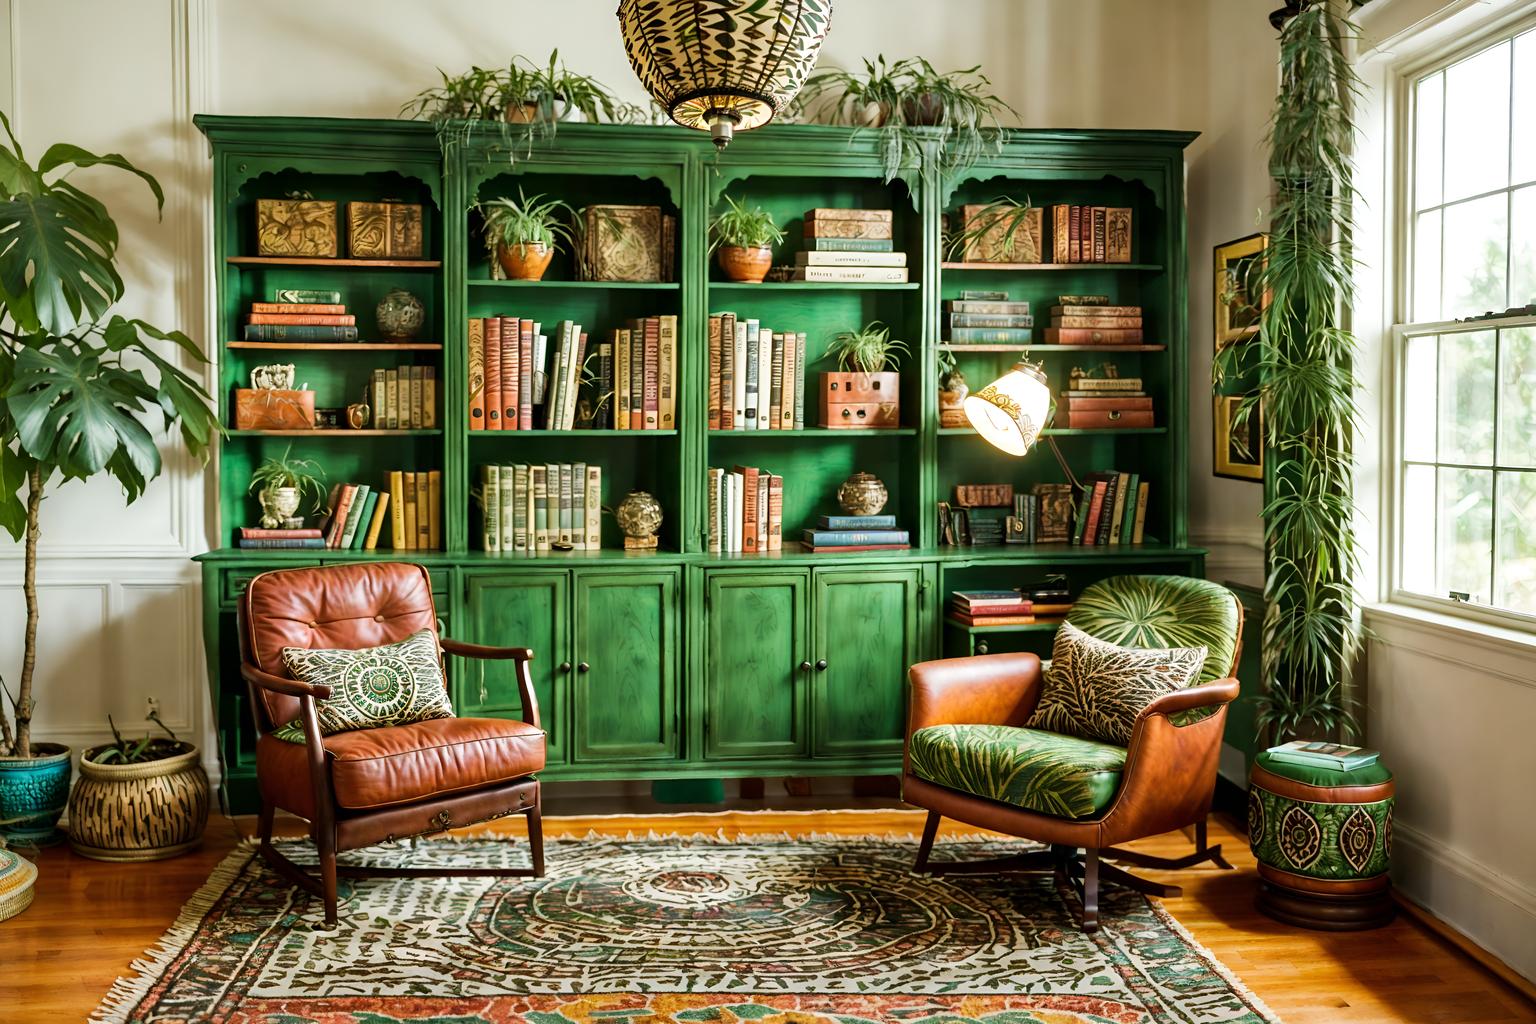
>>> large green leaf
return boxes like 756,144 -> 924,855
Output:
0,191 -> 124,333
36,144 -> 164,212
5,343 -> 161,482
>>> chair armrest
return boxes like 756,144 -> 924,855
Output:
440,638 -> 534,662
907,653 -> 1044,736
240,662 -> 332,701
1137,677 -> 1240,720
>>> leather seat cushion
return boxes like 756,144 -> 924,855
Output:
258,717 -> 545,813
907,724 -> 1125,820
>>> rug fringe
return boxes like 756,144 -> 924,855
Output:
1149,900 -> 1288,1024
88,840 -> 259,1024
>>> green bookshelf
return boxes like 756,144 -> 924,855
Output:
193,116 -> 1203,811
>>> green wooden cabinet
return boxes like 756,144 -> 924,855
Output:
812,567 -> 924,758
704,569 -> 810,759
460,571 -> 568,765
573,570 -> 680,763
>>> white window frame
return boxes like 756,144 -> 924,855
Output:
1386,6 -> 1536,634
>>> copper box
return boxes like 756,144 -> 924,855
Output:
347,201 -> 424,259
256,199 -> 338,257
818,371 -> 900,429
233,388 -> 316,431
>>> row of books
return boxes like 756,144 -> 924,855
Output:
783,209 -> 909,283
1073,471 -> 1149,546
947,589 -> 1073,627
480,464 -> 601,554
1045,204 -> 1133,264
801,515 -> 910,553
243,291 -> 360,342
368,366 -> 437,430
1007,485 -> 1074,544
237,471 -> 440,550
706,313 -> 808,431
466,315 -> 678,431
942,291 -> 1032,344
1043,295 -> 1146,345
705,466 -> 784,553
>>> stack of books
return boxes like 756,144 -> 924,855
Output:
1042,295 -> 1145,345
790,209 -> 908,283
706,466 -> 784,554
947,590 -> 1070,627
801,514 -> 909,554
706,312 -> 807,431
467,315 -> 677,431
481,463 -> 601,554
243,291 -> 359,342
369,366 -> 436,430
943,290 -> 1033,344
1007,483 -> 1075,544
236,526 -> 329,550
1060,369 -> 1153,429
1072,471 -> 1149,545
1266,741 -> 1381,772
1045,205 -> 1133,264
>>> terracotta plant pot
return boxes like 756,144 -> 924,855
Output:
0,743 -> 72,847
68,741 -> 210,861
718,245 -> 774,283
819,371 -> 901,429
497,242 -> 555,281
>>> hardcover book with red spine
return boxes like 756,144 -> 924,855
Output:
247,313 -> 355,326
518,319 -> 534,431
1043,327 -> 1146,344
499,316 -> 519,430
249,303 -> 346,315
736,464 -> 760,552
483,317 -> 502,429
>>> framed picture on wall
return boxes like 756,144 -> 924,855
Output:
1214,394 -> 1263,481
1214,233 -> 1268,349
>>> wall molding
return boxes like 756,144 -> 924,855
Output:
1365,604 -> 1536,692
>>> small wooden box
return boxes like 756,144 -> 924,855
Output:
959,204 -> 1042,263
256,199 -> 338,257
819,371 -> 900,429
954,483 -> 1013,508
233,389 -> 316,431
347,201 -> 424,259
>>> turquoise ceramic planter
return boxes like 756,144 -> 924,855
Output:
0,743 -> 72,847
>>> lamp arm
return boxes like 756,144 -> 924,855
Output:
1045,435 -> 1085,492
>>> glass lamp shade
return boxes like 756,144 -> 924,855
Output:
616,0 -> 833,148
963,362 -> 1052,456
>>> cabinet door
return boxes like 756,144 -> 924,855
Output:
462,572 -> 568,766
811,567 -> 922,758
704,570 -> 809,759
572,569 -> 679,762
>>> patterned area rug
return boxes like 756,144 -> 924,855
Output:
93,834 -> 1281,1023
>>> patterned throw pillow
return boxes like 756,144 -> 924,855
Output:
1026,621 -> 1207,746
272,629 -> 454,742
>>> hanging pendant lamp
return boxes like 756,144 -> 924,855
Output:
617,0 -> 833,149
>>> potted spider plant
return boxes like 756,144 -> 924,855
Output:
479,189 -> 576,281
710,195 -> 785,283
793,55 -> 908,128
937,348 -> 969,427
820,321 -> 910,429
67,711 -> 210,862
502,50 -> 626,126
248,446 -> 327,529
399,66 -> 505,152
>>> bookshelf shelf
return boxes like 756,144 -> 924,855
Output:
945,618 -> 1066,634
469,429 -> 679,438
468,279 -> 680,290
937,427 -> 1168,437
937,343 -> 1166,353
227,341 -> 443,351
708,281 -> 920,291
708,428 -> 918,438
940,261 -> 1162,272
224,429 -> 443,437
227,256 -> 442,269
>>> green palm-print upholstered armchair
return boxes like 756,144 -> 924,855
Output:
902,575 -> 1243,932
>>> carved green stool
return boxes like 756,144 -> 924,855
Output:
1248,751 -> 1395,930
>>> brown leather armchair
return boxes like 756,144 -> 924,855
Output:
238,562 -> 545,928
903,575 -> 1243,932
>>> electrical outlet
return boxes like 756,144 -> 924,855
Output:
145,695 -> 161,718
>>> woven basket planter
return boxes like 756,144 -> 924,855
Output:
0,847 -> 37,921
68,743 -> 210,862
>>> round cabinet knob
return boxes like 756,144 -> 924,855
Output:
799,661 -> 812,672
976,641 -> 990,655
814,659 -> 828,672
558,661 -> 572,673
577,662 -> 591,673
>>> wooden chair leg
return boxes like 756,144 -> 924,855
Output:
527,793 -> 545,878
317,824 -> 339,929
256,800 -> 275,846
913,810 -> 941,873
1103,817 -> 1232,871
1081,847 -> 1100,933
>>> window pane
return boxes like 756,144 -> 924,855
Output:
1438,330 -> 1495,464
1413,209 -> 1442,321
1441,193 -> 1508,317
1444,41 -> 1511,202
1437,467 -> 1493,601
1512,184 -> 1536,307
1496,470 -> 1536,612
1498,327 -> 1536,467
1416,70 -> 1444,209
1513,32 -> 1536,184
1404,334 -> 1438,460
1402,463 -> 1436,594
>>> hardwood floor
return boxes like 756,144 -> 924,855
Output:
2,807 -> 1532,1022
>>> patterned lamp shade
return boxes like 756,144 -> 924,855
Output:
964,361 -> 1052,457
616,0 -> 833,148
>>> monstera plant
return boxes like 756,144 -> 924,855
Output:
0,111 -> 219,766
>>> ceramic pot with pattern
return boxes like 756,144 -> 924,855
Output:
68,741 -> 210,861
497,242 -> 555,281
0,743 -> 72,847
717,245 -> 773,283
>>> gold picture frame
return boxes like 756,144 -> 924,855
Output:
1214,394 -> 1263,481
1214,233 -> 1268,349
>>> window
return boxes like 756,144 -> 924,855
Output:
1396,24 -> 1536,620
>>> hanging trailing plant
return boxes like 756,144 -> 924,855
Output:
1216,1 -> 1364,743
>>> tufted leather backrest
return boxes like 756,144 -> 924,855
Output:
239,562 -> 439,727
1065,575 -> 1242,683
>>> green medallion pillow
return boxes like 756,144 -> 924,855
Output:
1026,621 -> 1207,746
271,629 -> 454,742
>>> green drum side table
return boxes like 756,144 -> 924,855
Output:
1248,751 -> 1395,930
